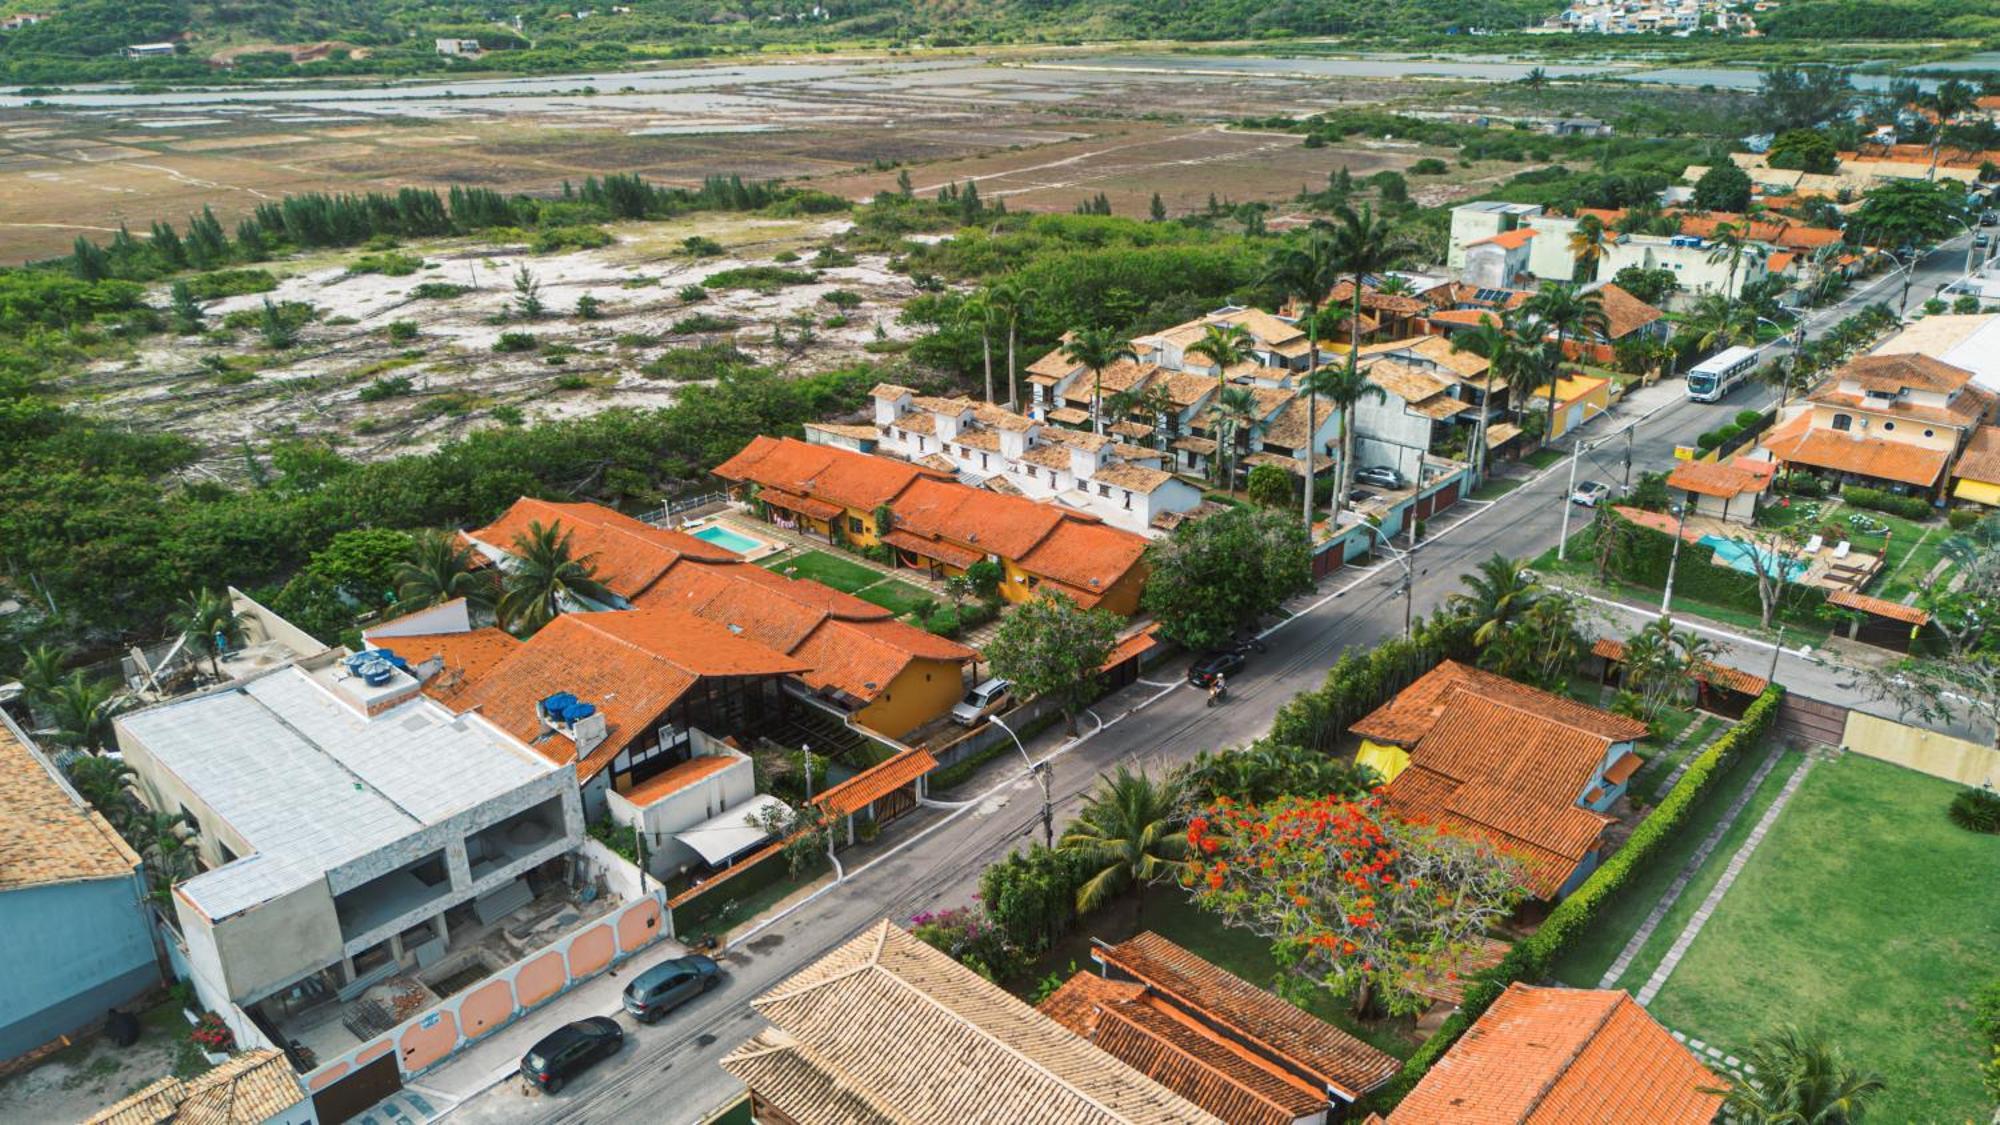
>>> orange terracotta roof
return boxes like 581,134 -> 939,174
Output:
1765,427 -> 1950,488
1593,638 -> 1768,697
454,608 -> 809,779
1956,426 -> 2000,485
882,527 -> 982,569
1612,504 -> 1701,541
1808,385 -> 1991,428
760,487 -> 843,522
1766,250 -> 1797,273
1602,751 -> 1644,786
1667,459 -> 1768,499
1838,352 -> 1976,395
621,753 -> 740,807
1100,624 -> 1161,673
389,628 -> 523,707
1019,519 -> 1149,605
1389,983 -> 1725,1124
1827,589 -> 1930,626
714,435 -> 950,512
1074,994 -> 1324,1125
1095,932 -> 1400,1100
1384,694 -> 1621,898
1466,228 -> 1536,250
1351,660 -> 1646,747
1429,309 -> 1504,329
469,497 -> 739,600
1591,283 -> 1664,340
813,749 -> 938,816
791,616 -> 972,705
1037,972 -> 1147,1038
0,719 -> 141,890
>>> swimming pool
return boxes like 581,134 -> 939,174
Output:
1698,535 -> 1805,582
692,524 -> 764,555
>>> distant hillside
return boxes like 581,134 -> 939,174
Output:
1756,0 -> 2000,40
0,0 -> 1561,82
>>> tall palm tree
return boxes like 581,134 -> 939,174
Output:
178,587 -> 243,681
1567,213 -> 1610,282
1376,274 -> 1415,297
44,671 -> 127,755
987,276 -> 1037,412
15,643 -> 68,708
1108,382 -> 1180,448
1058,767 -> 1187,913
497,520 -> 617,636
1327,204 -> 1413,522
1262,231 -> 1344,531
1704,221 -> 1753,312
1303,360 -> 1388,528
1449,554 -> 1544,648
1207,386 -> 1260,492
958,290 -> 999,405
1060,326 -> 1135,436
1185,322 -> 1254,388
1707,1025 -> 1886,1124
396,530 -> 496,614
1521,283 -> 1608,448
1451,311 -> 1524,481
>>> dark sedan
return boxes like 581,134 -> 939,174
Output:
520,1016 -> 623,1094
1187,650 -> 1246,688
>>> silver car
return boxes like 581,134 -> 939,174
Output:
951,678 -> 1012,726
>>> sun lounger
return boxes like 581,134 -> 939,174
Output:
1803,534 -> 1823,554
1832,540 -> 1850,559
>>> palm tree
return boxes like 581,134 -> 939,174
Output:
1685,292 -> 1750,354
178,587 -> 243,681
44,671 -> 127,755
1185,322 -> 1254,387
396,530 -> 496,614
1262,231 -> 1344,531
1521,66 -> 1549,103
958,290 -> 999,405
1304,360 -> 1388,528
1376,274 -> 1415,297
130,810 -> 197,902
1058,767 -> 1187,913
15,644 -> 68,708
987,276 -> 1037,412
1327,204 -> 1413,521
1449,554 -> 1544,648
1567,214 -> 1610,282
1060,326 -> 1135,436
1521,283 -> 1608,448
1707,1025 -> 1885,1124
1451,311 -> 1524,481
1207,386 -> 1260,493
497,520 -> 617,636
1704,220 -> 1753,311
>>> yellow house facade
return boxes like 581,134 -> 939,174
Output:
854,656 -> 969,740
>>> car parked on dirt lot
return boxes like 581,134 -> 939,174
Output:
622,954 -> 722,1024
1187,650 -> 1246,688
521,1016 -> 623,1093
1570,480 -> 1613,507
950,678 -> 1014,726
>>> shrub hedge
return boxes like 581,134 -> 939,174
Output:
1365,684 -> 1785,1111
1842,486 -> 1933,521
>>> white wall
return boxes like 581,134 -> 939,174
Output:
1352,398 -> 1435,485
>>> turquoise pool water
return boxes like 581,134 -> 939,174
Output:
1698,534 -> 1805,582
693,525 -> 763,554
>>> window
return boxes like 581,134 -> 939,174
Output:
1831,414 -> 1852,431
849,516 -> 865,533
1098,483 -> 1111,498
980,453 -> 989,469
1122,490 -> 1132,510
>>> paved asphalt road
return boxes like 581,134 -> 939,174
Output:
446,236 -> 1985,1125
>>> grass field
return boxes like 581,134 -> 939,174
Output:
856,578 -> 937,616
762,549 -> 882,592
1644,753 -> 2000,1123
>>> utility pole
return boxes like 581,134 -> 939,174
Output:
1034,762 -> 1054,849
1622,425 -> 1634,494
1661,499 -> 1691,618
801,741 -> 812,803
1558,435 -> 1587,562
1766,625 -> 1786,687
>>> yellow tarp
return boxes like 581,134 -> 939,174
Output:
1953,478 -> 2000,507
1356,739 -> 1411,784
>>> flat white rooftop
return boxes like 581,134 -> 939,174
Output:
123,664 -> 551,921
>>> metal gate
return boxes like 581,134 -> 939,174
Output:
310,1052 -> 402,1125
1776,694 -> 1848,749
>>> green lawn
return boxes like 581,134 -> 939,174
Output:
760,549 -> 881,593
1645,754 -> 2000,1124
855,578 -> 936,616
1523,448 -> 1565,471
1468,477 -> 1524,501
1022,889 -> 1418,1062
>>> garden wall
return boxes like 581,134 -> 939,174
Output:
1842,710 -> 2000,788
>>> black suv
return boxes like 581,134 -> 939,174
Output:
520,1016 -> 623,1094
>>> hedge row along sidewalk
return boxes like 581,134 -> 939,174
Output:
1361,684 -> 1786,1113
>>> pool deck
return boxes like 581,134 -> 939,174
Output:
679,515 -> 788,562
1685,514 -> 1879,592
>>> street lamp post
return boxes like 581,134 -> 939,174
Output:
989,714 -> 1053,848
1660,498 -> 1691,618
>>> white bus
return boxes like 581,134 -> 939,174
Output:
1686,345 -> 1760,403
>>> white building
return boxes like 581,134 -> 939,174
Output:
1353,361 -> 1475,486
1450,201 -> 1778,300
115,655 -> 583,1038
434,37 -> 482,56
865,386 -> 1204,534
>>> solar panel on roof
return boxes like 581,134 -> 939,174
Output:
1475,288 -> 1509,303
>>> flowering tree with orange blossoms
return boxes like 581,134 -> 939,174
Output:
1184,793 -> 1530,1017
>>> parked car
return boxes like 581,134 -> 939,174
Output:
1348,488 -> 1377,505
521,1016 -> 624,1093
1354,465 -> 1405,490
1570,480 -> 1613,507
950,678 -> 1013,726
1187,650 -> 1246,689
1977,233 -> 1991,249
622,954 -> 722,1023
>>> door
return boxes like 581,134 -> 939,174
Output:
311,1053 -> 403,1125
